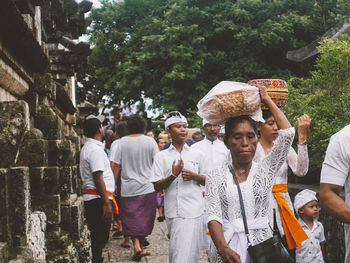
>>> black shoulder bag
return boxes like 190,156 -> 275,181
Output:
228,165 -> 294,263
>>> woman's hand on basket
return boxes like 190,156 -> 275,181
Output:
219,247 -> 241,263
257,85 -> 271,104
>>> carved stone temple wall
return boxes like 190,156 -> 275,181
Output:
0,0 -> 96,262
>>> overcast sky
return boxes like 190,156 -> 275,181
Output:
76,0 -> 102,8
90,0 -> 102,8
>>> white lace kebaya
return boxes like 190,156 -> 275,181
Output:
205,127 -> 295,263
253,141 -> 309,236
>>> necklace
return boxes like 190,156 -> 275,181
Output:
239,168 -> 246,175
233,166 -> 250,183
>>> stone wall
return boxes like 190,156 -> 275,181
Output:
0,0 -> 94,262
0,96 -> 90,262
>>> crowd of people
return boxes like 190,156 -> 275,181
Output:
80,85 -> 350,263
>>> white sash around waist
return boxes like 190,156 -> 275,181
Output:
222,217 -> 269,263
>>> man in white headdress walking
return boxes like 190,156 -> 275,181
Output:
151,111 -> 209,263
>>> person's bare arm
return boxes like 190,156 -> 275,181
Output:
208,220 -> 241,263
319,183 -> 350,224
110,161 -> 121,183
153,159 -> 183,192
297,114 -> 311,144
93,171 -> 113,221
153,175 -> 177,192
258,85 -> 291,130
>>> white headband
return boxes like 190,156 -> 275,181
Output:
86,114 -> 105,123
294,189 -> 317,212
165,115 -> 188,129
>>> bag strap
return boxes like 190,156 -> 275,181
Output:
272,209 -> 279,235
228,165 -> 252,246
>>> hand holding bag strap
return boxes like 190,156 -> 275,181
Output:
228,165 -> 251,245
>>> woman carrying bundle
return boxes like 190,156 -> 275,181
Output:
206,85 -> 295,263
253,108 -> 311,252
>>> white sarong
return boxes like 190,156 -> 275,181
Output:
166,215 -> 203,263
222,217 -> 269,263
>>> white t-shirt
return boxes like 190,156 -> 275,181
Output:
151,143 -> 210,219
296,218 -> 325,263
111,135 -> 158,197
320,124 -> 350,261
109,138 -> 120,162
79,138 -> 115,201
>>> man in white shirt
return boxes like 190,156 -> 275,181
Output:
320,124 -> 350,262
151,112 -> 209,263
191,119 -> 229,170
191,120 -> 229,250
80,114 -> 116,263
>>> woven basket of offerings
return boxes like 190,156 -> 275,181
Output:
247,79 -> 288,110
197,81 -> 261,124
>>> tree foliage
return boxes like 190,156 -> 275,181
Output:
284,35 -> 350,181
88,0 -> 350,114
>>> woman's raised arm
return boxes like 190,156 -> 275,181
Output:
259,85 -> 291,130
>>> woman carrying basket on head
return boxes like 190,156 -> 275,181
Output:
253,109 -> 311,251
205,84 -> 295,263
249,79 -> 311,252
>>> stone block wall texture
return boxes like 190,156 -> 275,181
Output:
1,0 -> 94,261
0,101 -> 30,168
7,167 -> 31,248
0,169 -> 7,243
16,138 -> 48,167
27,212 -> 46,261
0,99 -> 91,261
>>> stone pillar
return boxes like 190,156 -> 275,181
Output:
7,167 -> 31,248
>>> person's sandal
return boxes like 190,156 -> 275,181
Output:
112,231 -> 123,239
132,251 -> 142,262
143,239 -> 150,247
157,216 -> 165,222
120,244 -> 130,248
141,251 -> 150,257
112,222 -> 119,230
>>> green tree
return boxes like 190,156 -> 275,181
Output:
285,35 -> 350,182
88,0 -> 350,114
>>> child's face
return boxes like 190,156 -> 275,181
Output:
299,200 -> 319,220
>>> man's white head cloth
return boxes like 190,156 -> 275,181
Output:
165,112 -> 188,129
293,189 -> 317,212
202,119 -> 209,127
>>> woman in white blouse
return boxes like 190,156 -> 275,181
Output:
206,86 -> 295,263
253,110 -> 311,250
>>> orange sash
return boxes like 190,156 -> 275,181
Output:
272,184 -> 308,249
82,188 -> 119,215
